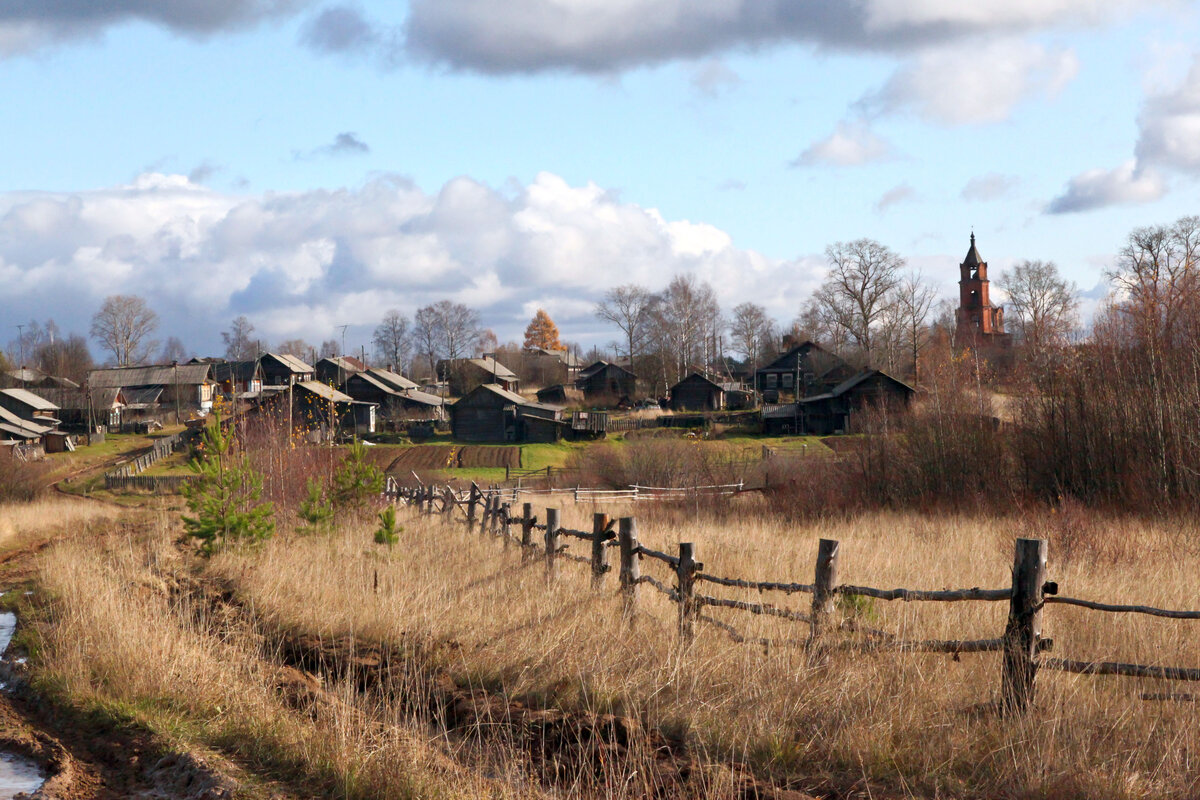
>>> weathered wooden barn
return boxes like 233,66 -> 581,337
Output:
290,380 -> 376,438
341,370 -> 445,421
449,384 -> 564,443
0,388 -> 61,427
1,369 -> 79,390
438,357 -> 519,396
761,369 -> 915,435
89,364 -> 217,415
669,373 -> 725,412
315,355 -> 366,385
575,361 -> 637,401
211,360 -> 264,397
28,387 -> 123,430
755,341 -> 857,403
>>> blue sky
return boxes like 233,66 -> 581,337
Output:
3,1 -> 1200,361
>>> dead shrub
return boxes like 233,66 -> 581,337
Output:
0,453 -> 51,502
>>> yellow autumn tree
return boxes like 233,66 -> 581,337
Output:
523,309 -> 563,350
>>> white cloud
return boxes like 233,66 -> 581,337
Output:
0,172 -> 823,355
1046,160 -> 1165,214
861,39 -> 1078,124
1136,55 -> 1200,174
793,122 -> 892,167
961,173 -> 1018,201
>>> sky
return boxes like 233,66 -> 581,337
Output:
3,0 -> 1200,362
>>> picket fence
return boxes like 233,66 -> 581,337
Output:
104,429 -> 195,492
390,481 -> 1200,711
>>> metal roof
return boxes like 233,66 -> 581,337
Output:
962,232 -> 984,268
0,405 -> 51,436
399,389 -> 443,407
89,364 -> 213,388
0,387 -> 58,411
264,353 -> 314,373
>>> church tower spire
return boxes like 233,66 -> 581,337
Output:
956,233 -> 1005,339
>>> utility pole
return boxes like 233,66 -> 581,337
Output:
15,324 -> 25,387
336,325 -> 349,387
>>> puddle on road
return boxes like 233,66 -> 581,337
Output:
0,612 -> 46,798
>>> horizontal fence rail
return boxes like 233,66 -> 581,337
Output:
104,429 -> 195,491
386,482 -> 1200,711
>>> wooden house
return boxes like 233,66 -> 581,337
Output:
762,369 -> 915,435
0,388 -> 61,427
668,373 -> 725,412
754,341 -> 856,403
438,357 -> 519,396
315,355 -> 366,385
89,364 -> 217,415
575,361 -> 637,401
34,387 -> 124,430
449,384 -> 564,443
260,353 -> 315,386
1,368 -> 79,390
211,360 -> 265,397
291,380 -> 376,438
341,370 -> 445,421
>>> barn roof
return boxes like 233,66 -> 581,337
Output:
0,387 -> 59,411
295,381 -> 354,403
121,386 -> 164,407
366,368 -> 418,391
38,387 -> 123,411
830,369 -> 916,397
399,389 -> 443,407
89,364 -> 213,388
317,355 -> 365,373
441,357 -> 517,380
0,405 -> 51,437
670,373 -> 724,392
211,360 -> 263,383
577,360 -> 637,381
263,353 -> 314,374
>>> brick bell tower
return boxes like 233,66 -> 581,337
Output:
956,233 -> 1005,340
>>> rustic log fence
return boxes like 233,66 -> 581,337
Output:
389,481 -> 1200,710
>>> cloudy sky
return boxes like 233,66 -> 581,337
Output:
3,0 -> 1200,361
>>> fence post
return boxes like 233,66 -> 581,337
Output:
443,487 -> 454,517
521,502 -> 534,561
677,542 -> 698,642
809,538 -> 840,643
467,483 -> 480,531
501,503 -> 511,549
1002,538 -> 1047,714
618,517 -> 639,624
490,491 -> 502,536
545,508 -> 560,582
591,512 -> 610,589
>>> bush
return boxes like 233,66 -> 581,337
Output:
330,440 -> 385,509
0,454 -> 51,503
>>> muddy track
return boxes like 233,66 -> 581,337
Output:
166,568 -> 821,800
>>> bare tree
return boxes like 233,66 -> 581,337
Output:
594,284 -> 656,366
372,309 -> 411,373
90,295 -> 159,366
816,239 -> 904,364
997,260 -> 1078,350
1107,215 -> 1200,346
159,337 -> 190,365
222,316 -> 258,361
654,274 -> 722,383
411,305 -> 442,379
729,302 -> 775,374
276,338 -> 312,359
895,271 -> 938,380
319,339 -> 339,359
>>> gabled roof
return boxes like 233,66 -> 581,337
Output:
89,364 -> 213,388
348,371 -> 400,396
577,360 -> 637,381
317,355 -> 365,373
211,360 -> 264,384
262,353 -> 314,374
4,367 -> 45,383
122,386 -> 164,407
440,357 -> 517,380
295,381 -> 354,403
0,405 -> 51,438
528,347 -> 582,368
366,368 -> 418,391
472,382 -> 527,405
962,232 -> 984,269
398,389 -> 443,407
0,387 -> 59,411
36,387 -> 123,411
829,369 -> 916,397
671,373 -> 724,392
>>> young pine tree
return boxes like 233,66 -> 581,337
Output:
182,415 -> 274,555
297,476 -> 334,531
330,439 -> 385,508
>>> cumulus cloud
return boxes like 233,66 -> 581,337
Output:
860,40 -> 1078,124
961,173 -> 1018,201
875,183 -> 916,212
0,0 -> 312,57
1136,55 -> 1200,174
690,59 -> 741,97
0,171 -> 823,355
400,0 -> 1144,74
793,122 -> 892,167
1046,160 -> 1165,213
294,132 -> 370,160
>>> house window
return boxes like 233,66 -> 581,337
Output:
782,373 -> 794,388
766,374 -> 778,389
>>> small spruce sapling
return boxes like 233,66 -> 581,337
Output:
182,414 -> 274,555
374,505 -> 400,546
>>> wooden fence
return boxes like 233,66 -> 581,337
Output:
389,483 -> 1200,711
104,429 -> 195,492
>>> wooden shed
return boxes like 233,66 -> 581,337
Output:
575,361 -> 637,402
668,373 -> 725,412
449,384 -> 563,443
761,369 -> 914,435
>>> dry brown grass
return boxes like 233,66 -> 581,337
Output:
205,498 -> 1200,799
32,517 -> 526,800
0,496 -> 122,554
